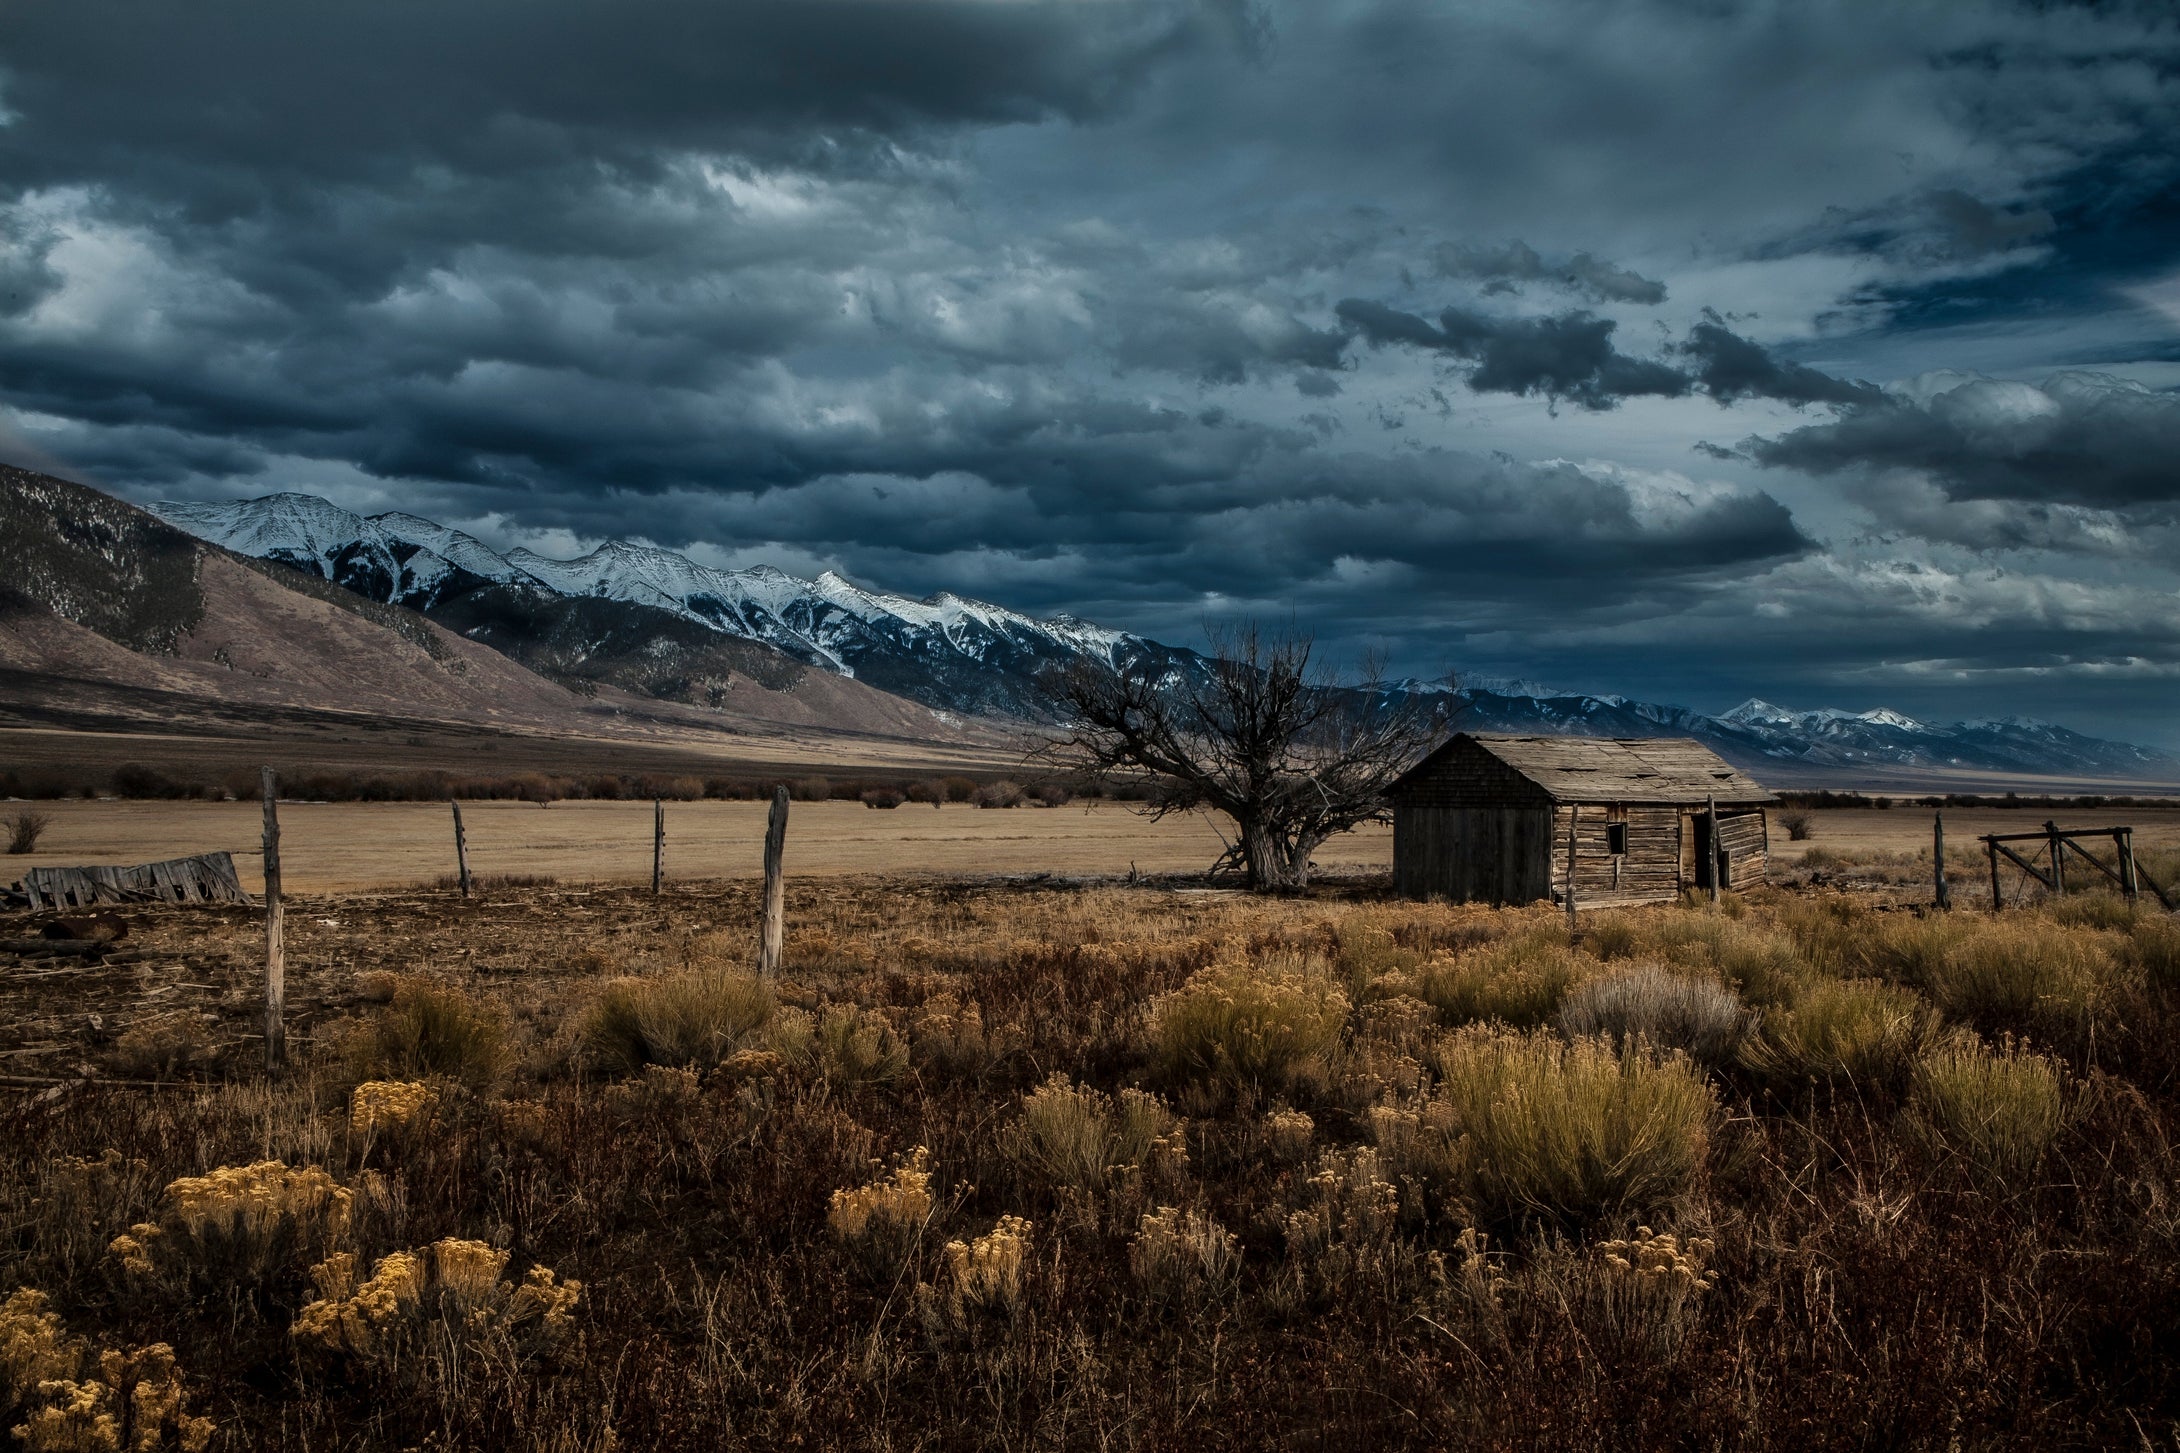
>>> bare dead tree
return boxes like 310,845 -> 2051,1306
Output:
1044,622 -> 1455,891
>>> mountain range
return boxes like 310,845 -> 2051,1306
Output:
147,489 -> 2179,783
0,465 -> 999,759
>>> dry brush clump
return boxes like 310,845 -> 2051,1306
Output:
1374,1026 -> 1716,1234
1557,964 -> 1746,1066
581,967 -> 775,1075
1148,948 -> 1349,1103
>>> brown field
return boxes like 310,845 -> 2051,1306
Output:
12,797 -> 2180,897
3,797 -> 1392,893
5,807 -> 2180,1448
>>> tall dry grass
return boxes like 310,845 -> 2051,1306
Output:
1,875 -> 2177,1448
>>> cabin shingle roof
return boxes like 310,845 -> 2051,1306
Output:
1390,733 -> 1775,805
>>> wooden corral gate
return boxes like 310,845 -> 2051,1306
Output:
1387,734 -> 1774,907
1981,822 -> 2176,911
15,852 -> 252,910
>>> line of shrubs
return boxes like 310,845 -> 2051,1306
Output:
1774,788 -> 2177,811
1,765 -> 1131,808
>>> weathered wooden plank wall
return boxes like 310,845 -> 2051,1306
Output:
1717,810 -> 1768,892
1393,806 -> 1553,902
17,852 -> 251,910
1548,804 -> 1682,902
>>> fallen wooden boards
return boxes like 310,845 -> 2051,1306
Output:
15,852 -> 251,910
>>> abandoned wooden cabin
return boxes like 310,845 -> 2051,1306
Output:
1387,734 -> 1775,906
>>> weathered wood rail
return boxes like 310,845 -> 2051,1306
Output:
14,852 -> 251,910
1981,822 -> 2174,911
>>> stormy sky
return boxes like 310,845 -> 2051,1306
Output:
3,0 -> 2178,745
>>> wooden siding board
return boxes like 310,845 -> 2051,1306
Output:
16,852 -> 252,910
1394,805 -> 1552,903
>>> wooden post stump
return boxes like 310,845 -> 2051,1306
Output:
451,801 -> 471,898
757,787 -> 789,976
261,768 -> 285,1070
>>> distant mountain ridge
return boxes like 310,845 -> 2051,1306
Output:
151,490 -> 2180,782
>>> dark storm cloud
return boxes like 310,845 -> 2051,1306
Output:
0,0 -> 1199,188
1336,301 -> 1690,410
1751,372 -> 2180,509
1680,318 -> 1884,407
1435,241 -> 1669,305
1337,301 -> 1878,413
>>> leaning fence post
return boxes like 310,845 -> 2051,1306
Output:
652,799 -> 665,896
1564,805 -> 1578,933
2045,819 -> 2065,897
451,801 -> 471,898
261,767 -> 285,1070
1933,811 -> 1949,910
757,786 -> 789,976
2118,827 -> 2139,904
1706,794 -> 1719,905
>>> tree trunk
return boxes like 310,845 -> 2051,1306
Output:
1239,817 -> 1309,892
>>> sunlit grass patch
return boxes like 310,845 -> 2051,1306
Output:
1745,977 -> 1934,1095
1149,949 -> 1349,1101
1420,1026 -> 1715,1234
1908,1036 -> 2072,1184
581,968 -> 774,1076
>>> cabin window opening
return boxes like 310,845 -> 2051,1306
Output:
1606,821 -> 1628,855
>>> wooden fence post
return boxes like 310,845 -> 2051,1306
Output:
1988,836 -> 2003,911
652,799 -> 665,896
2045,819 -> 2065,897
451,801 -> 471,898
757,787 -> 789,976
1564,805 -> 1578,933
1933,811 -> 1949,910
1706,794 -> 1719,906
261,768 -> 285,1070
2118,827 -> 2139,904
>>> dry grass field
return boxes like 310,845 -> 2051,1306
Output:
10,797 -> 2180,897
2,798 -> 1394,893
4,819 -> 2180,1448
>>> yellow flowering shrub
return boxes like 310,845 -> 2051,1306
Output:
291,1239 -> 581,1367
1583,1226 -> 1718,1356
109,1161 -> 354,1294
939,1217 -> 1032,1319
827,1147 -> 934,1242
1599,1227 -> 1717,1292
1130,1206 -> 1240,1303
828,1147 -> 935,1278
1263,1107 -> 1316,1162
350,1080 -> 437,1137
1,1289 -> 213,1453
